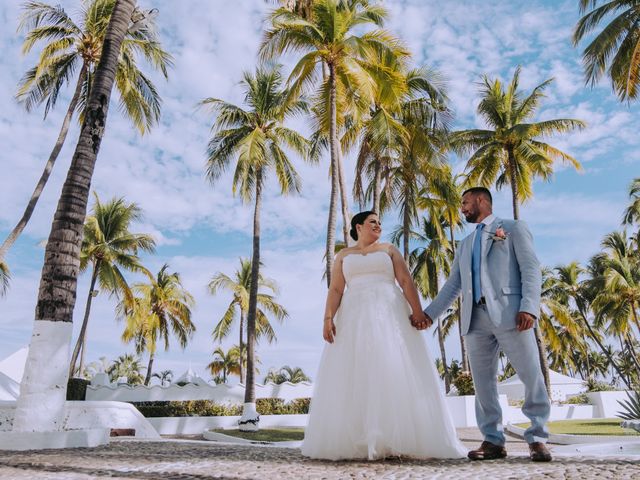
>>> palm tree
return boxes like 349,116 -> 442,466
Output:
152,369 -> 173,387
120,264 -> 195,386
208,257 -> 288,383
350,46 -> 412,215
398,213 -> 453,392
69,193 -> 155,378
573,0 -> 640,101
263,365 -> 311,384
261,0 -> 409,285
353,63 -> 449,221
554,261 -> 633,388
417,169 -> 469,370
623,178 -> 640,227
11,0 -> 138,436
0,0 -> 170,276
454,66 -> 585,219
0,260 -> 9,297
202,65 -> 306,431
591,232 -> 640,374
539,267 -> 590,378
207,346 -> 242,384
106,353 -> 145,385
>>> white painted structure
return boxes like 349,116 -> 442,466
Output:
0,372 -> 19,401
86,381 -> 314,403
173,367 -> 209,385
0,347 -> 28,384
0,400 -> 159,439
12,321 -> 73,433
587,391 -> 633,418
498,370 -> 586,401
149,413 -> 307,434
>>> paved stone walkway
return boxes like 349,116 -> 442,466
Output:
0,430 -> 637,479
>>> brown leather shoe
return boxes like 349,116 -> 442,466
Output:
529,442 -> 552,462
467,441 -> 507,461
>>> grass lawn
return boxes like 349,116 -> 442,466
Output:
515,418 -> 640,436
212,428 -> 305,442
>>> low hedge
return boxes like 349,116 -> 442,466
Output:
132,397 -> 311,417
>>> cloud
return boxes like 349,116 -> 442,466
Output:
1,0 -> 638,380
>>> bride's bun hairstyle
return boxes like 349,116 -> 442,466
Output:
350,210 -> 377,241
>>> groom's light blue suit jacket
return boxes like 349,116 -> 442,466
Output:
425,217 -> 542,335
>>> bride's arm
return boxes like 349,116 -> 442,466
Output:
323,252 -> 347,343
388,245 -> 425,320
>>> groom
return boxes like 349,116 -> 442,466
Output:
415,187 -> 551,462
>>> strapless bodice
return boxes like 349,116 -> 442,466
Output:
342,250 -> 396,288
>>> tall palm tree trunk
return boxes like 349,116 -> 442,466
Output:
402,201 -> 410,262
12,0 -> 137,434
144,351 -> 155,386
337,149 -> 350,245
624,332 -> 640,373
579,311 -> 631,388
434,277 -> 450,392
325,62 -> 339,287
372,158 -> 382,214
507,148 -> 520,220
533,327 -> 551,396
240,168 -> 262,431
68,260 -> 100,378
239,312 -> 245,384
630,302 -> 640,337
508,148 -> 550,395
0,63 -> 88,265
448,220 -> 468,370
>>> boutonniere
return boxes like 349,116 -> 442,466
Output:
490,226 -> 508,241
485,224 -> 508,241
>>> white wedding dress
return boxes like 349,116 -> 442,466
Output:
301,251 -> 467,460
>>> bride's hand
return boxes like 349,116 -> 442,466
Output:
411,311 -> 432,330
323,319 -> 336,343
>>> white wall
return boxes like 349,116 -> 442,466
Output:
0,400 -> 159,438
149,414 -> 308,434
86,381 -> 314,403
587,391 -> 633,418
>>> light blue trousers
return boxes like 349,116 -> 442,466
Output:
466,304 -> 550,445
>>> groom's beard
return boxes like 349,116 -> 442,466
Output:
464,212 -> 479,223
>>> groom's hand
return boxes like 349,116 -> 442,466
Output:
410,312 -> 433,330
516,312 -> 535,331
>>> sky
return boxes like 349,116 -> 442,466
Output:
0,0 -> 638,384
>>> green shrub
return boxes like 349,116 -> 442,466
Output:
256,398 -> 288,415
453,371 -> 475,396
132,400 -> 242,417
586,379 -> 616,392
508,398 -> 524,407
288,397 -> 311,414
563,393 -> 590,405
132,398 -> 311,417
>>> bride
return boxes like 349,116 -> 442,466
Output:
301,211 -> 467,460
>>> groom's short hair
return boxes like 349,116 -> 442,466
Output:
462,187 -> 492,204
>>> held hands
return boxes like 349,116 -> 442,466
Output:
410,311 -> 433,330
323,319 -> 337,343
516,312 -> 535,331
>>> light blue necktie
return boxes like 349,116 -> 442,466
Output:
472,223 -> 483,303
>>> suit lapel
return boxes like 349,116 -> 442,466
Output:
484,217 -> 500,256
462,232 -> 473,273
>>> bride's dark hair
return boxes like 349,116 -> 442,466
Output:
350,211 -> 377,241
